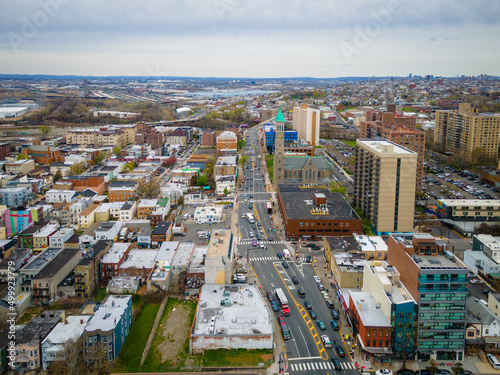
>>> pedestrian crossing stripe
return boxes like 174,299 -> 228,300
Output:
238,241 -> 283,245
247,256 -> 306,262
289,361 -> 356,371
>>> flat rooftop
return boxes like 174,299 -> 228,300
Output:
156,241 -> 179,263
33,248 -> 80,280
22,247 -> 64,272
42,316 -> 90,346
172,242 -> 195,267
354,234 -> 388,253
357,139 -> 414,154
193,284 -> 272,336
206,229 -> 232,259
120,249 -> 158,269
85,295 -> 131,333
333,252 -> 366,273
438,199 -> 500,207
188,246 -> 208,273
278,184 -> 360,221
350,291 -> 392,328
138,199 -> 158,207
101,243 -> 130,264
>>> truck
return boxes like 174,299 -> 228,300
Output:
173,223 -> 187,236
119,227 -> 128,241
283,249 -> 291,259
275,288 -> 290,316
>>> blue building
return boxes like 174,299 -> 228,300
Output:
84,295 -> 132,364
0,186 -> 32,207
264,125 -> 297,152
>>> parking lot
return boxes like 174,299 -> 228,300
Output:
175,203 -> 233,244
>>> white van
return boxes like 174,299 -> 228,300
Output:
487,353 -> 500,369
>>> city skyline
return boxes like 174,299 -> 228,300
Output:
1,0 -> 499,77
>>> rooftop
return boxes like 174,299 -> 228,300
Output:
438,199 -> 500,207
138,199 -> 158,207
41,315 -> 90,346
172,242 -> 195,267
193,284 -> 272,336
22,247 -> 64,272
85,295 -> 131,333
101,243 -> 130,264
350,291 -> 392,328
188,246 -> 208,273
18,310 -> 64,345
206,229 -> 232,259
357,139 -> 415,154
156,241 -> 179,264
333,252 -> 366,272
278,184 -> 360,221
120,249 -> 158,269
33,248 -> 80,280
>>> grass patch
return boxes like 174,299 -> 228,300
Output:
113,303 -> 161,373
93,287 -> 107,302
343,167 -> 352,175
142,298 -> 199,372
17,307 -> 43,324
315,145 -> 323,149
340,140 -> 356,147
202,349 -> 273,367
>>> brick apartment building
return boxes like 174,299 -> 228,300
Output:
22,145 -> 63,164
0,142 -> 11,159
360,110 -> 424,192
60,175 -> 106,195
136,125 -> 164,149
201,130 -> 216,146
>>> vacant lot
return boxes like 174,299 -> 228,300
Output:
113,303 -> 160,373
142,298 -> 199,372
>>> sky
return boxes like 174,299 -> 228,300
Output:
1,0 -> 499,78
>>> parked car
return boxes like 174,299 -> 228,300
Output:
278,315 -> 285,326
267,292 -> 274,301
318,283 -> 325,291
331,309 -> 339,320
376,370 -> 393,375
271,300 -> 279,311
313,275 -> 321,283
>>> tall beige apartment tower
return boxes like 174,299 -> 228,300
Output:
273,108 -> 285,186
353,139 -> 417,235
292,103 -> 320,146
434,103 -> 500,158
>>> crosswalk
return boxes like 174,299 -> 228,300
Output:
248,255 -> 305,262
288,360 -> 357,372
239,240 -> 283,245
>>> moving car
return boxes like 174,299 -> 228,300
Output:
282,261 -> 289,268
309,310 -> 317,319
331,357 -> 341,370
276,252 -> 283,259
304,301 -> 312,310
271,300 -> 279,311
291,276 -> 299,284
321,334 -> 332,348
317,320 -> 326,330
331,309 -> 339,320
268,235 -> 273,241
252,239 -> 257,247
335,344 -> 345,357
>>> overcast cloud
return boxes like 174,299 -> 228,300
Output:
0,0 -> 499,77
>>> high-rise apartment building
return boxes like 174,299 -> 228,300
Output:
353,140 -> 417,235
292,103 -> 320,146
387,233 -> 468,361
361,110 -> 424,192
434,103 -> 500,159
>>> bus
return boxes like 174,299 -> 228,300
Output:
275,288 -> 290,316
266,202 -> 272,215
245,213 -> 255,224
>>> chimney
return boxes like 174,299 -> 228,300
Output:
80,319 -> 84,324
64,319 -> 68,324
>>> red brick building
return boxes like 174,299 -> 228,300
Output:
22,145 -> 63,164
201,130 -> 216,146
361,111 -> 425,192
136,125 -> 164,150
0,143 -> 10,159
61,175 -> 106,195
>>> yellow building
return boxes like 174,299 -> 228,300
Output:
435,103 -> 500,159
5,159 -> 35,175
216,131 -> 238,152
292,103 -> 320,146
94,203 -> 112,222
78,204 -> 99,229
353,140 -> 417,235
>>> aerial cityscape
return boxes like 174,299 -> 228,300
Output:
1,1 -> 500,375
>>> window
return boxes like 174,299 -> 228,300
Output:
367,330 -> 370,337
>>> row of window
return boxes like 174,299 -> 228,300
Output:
299,222 -> 349,227
366,329 -> 390,338
365,340 -> 390,348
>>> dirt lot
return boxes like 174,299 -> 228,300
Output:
147,299 -> 198,369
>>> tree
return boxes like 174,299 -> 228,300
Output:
40,125 -> 51,135
92,151 -> 105,165
16,154 -> 29,160
70,161 -> 87,175
329,181 -> 347,197
136,179 -> 161,199
197,174 -> 208,187
113,147 -> 122,156
177,195 -> 184,206
237,139 -> 246,151
223,187 -> 229,196
238,155 -> 248,165
124,161 -> 136,172
54,169 -> 63,182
